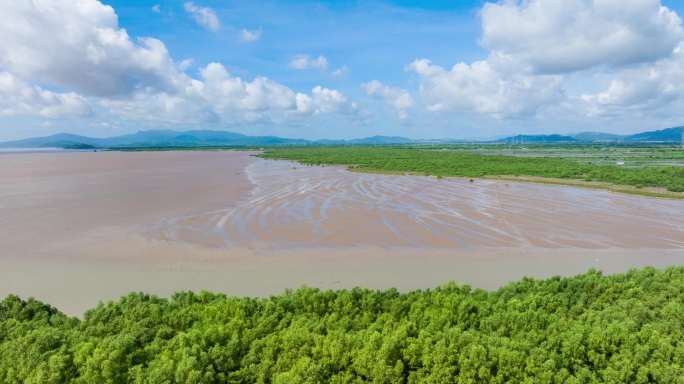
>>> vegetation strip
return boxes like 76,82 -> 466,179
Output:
1,267 -> 683,382
260,147 -> 684,198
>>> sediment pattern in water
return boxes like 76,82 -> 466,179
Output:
153,159 -> 684,249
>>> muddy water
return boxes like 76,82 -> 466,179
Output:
153,158 -> 684,250
1,150 -> 683,315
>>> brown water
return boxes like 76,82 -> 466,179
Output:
1,150 -> 683,315
152,158 -> 684,249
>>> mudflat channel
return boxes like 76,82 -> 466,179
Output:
1,150 -> 683,315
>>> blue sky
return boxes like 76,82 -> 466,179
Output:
112,1 -> 482,94
2,0 -> 684,140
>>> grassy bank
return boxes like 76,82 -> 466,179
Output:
260,146 -> 684,197
2,267 -> 683,383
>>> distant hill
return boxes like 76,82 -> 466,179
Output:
0,131 -> 423,149
313,136 -> 416,145
496,134 -> 578,144
2,126 -> 683,149
570,127 -> 683,144
0,130 -> 308,149
572,132 -> 624,142
0,133 -> 102,148
623,126 -> 683,143
498,127 -> 684,144
348,136 -> 415,144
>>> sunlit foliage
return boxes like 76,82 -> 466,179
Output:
260,147 -> 684,192
1,267 -> 683,383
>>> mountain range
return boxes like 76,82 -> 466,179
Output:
1,126 -> 682,149
496,127 -> 684,144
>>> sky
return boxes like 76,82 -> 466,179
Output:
2,0 -> 684,141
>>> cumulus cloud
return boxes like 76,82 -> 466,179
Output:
332,66 -> 349,77
100,62 -> 356,123
0,1 -> 183,97
581,42 -> 684,116
0,72 -> 90,118
362,80 -> 414,119
294,86 -> 357,115
178,58 -> 194,71
408,56 -> 563,118
99,89 -> 217,125
184,2 -> 220,32
313,86 -> 357,114
240,29 -> 262,43
191,64 -> 356,118
0,0 -> 356,126
289,55 -> 329,70
481,0 -> 684,74
199,63 -> 297,114
409,0 -> 684,120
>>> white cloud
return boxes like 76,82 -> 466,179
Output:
408,56 -> 563,118
0,0 -> 356,126
0,1 -> 183,97
100,62 -> 356,123
332,66 -> 349,77
362,80 -> 413,119
151,4 -> 160,13
312,86 -> 356,114
184,2 -> 220,32
481,0 -> 684,74
240,29 -> 262,43
289,55 -> 329,70
178,58 -> 194,71
99,90 -> 217,125
295,93 -> 314,115
581,42 -> 684,116
408,0 -> 684,120
199,63 -> 296,113
0,72 -> 90,118
294,86 -> 358,115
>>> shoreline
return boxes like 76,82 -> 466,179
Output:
2,150 -> 683,316
90,147 -> 682,200
4,237 -> 684,316
333,165 -> 684,200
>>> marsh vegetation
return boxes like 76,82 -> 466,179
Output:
261,145 -> 684,195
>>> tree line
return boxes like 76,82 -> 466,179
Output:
260,147 -> 684,193
1,266 -> 683,383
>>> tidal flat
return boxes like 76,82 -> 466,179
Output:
1,150 -> 683,315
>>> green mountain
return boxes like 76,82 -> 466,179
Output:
2,126 -> 683,149
498,126 -> 684,144
0,133 -> 101,148
624,126 -> 683,143
0,131 -> 422,149
0,130 -> 308,148
496,134 -> 578,144
572,132 -> 624,142
316,135 -> 416,145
